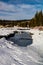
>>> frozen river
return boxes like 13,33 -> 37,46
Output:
0,27 -> 43,65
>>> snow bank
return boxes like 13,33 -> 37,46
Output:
0,27 -> 17,36
31,29 -> 43,58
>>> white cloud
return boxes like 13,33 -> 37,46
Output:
0,2 -> 18,12
0,1 -> 43,20
18,4 -> 35,9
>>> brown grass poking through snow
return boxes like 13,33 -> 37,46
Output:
33,26 -> 43,31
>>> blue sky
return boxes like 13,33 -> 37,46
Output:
0,0 -> 43,20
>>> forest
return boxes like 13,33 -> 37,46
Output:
0,19 -> 30,27
29,11 -> 43,27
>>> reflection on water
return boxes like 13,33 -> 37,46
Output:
6,32 -> 33,46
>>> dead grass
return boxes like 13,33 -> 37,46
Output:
0,25 -> 4,28
33,26 -> 43,31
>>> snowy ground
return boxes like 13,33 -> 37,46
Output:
0,27 -> 43,65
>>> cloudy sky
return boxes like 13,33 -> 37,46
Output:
0,0 -> 43,20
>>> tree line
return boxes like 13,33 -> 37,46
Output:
29,11 -> 43,27
0,19 -> 30,27
0,11 -> 43,27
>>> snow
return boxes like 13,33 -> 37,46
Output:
0,27 -> 43,65
0,26 -> 17,36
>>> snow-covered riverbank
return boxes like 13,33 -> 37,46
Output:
0,27 -> 43,65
